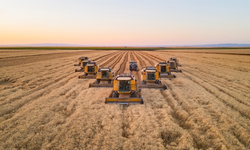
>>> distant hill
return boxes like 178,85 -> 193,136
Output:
0,43 -> 250,47
192,44 -> 250,47
0,43 -> 85,47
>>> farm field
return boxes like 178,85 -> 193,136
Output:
0,49 -> 250,149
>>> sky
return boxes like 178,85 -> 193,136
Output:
0,0 -> 250,46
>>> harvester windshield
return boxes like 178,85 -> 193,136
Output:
119,80 -> 130,92
101,71 -> 109,79
82,62 -> 88,67
88,66 -> 95,72
147,72 -> 155,80
161,66 -> 166,72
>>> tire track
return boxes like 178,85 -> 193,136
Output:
133,51 -> 146,68
99,52 -> 123,68
131,52 -> 142,83
139,51 -> 164,63
92,51 -> 117,62
136,51 -> 155,66
115,51 -> 129,75
109,52 -> 125,69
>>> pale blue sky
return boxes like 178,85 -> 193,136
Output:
1,0 -> 250,45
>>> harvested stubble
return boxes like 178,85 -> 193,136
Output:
0,49 -> 250,149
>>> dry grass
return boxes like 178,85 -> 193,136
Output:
0,49 -> 250,149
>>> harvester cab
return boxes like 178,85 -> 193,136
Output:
78,62 -> 98,79
75,60 -> 92,72
74,57 -> 89,66
89,68 -> 114,88
139,67 -> 167,90
129,61 -> 138,71
167,60 -> 182,73
155,62 -> 176,78
105,73 -> 143,104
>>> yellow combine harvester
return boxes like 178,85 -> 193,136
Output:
74,57 -> 89,66
78,62 -> 98,79
167,59 -> 182,73
169,57 -> 181,66
139,67 -> 167,90
105,73 -> 143,104
89,68 -> 114,88
155,62 -> 176,78
75,59 -> 92,72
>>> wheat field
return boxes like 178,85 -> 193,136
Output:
0,49 -> 250,150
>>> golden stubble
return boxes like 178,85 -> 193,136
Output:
0,49 -> 250,149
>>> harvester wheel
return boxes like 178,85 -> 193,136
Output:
131,91 -> 136,97
156,80 -> 160,84
97,79 -> 100,84
112,91 -> 118,98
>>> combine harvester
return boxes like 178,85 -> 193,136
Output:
169,57 -> 181,66
155,62 -> 176,78
78,62 -> 98,79
139,67 -> 167,90
75,59 -> 92,72
105,73 -> 143,104
89,68 -> 114,88
129,61 -> 138,71
167,58 -> 182,73
74,57 -> 89,66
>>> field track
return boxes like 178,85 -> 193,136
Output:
0,49 -> 250,149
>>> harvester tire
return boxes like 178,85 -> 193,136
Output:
112,91 -> 118,98
164,84 -> 167,90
